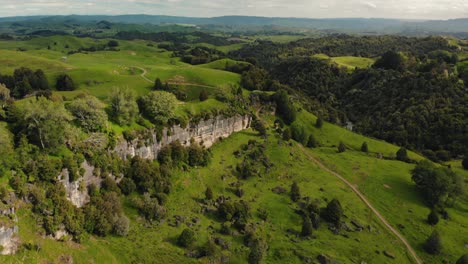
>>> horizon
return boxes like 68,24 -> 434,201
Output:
1,0 -> 467,20
0,13 -> 466,22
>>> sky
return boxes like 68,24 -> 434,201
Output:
1,0 -> 467,20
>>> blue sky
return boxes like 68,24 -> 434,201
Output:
1,0 -> 467,19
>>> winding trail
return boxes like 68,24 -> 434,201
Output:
131,66 -> 217,89
298,145 -> 422,264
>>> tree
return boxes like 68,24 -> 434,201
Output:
252,119 -> 267,136
178,228 -> 196,248
113,215 -> 129,236
282,128 -> 291,141
56,74 -> 76,91
424,230 -> 442,254
110,88 -> 139,126
323,199 -> 343,225
16,96 -> 72,150
139,91 -> 177,124
373,50 -> 405,71
396,147 -> 408,162
462,157 -> 468,170
199,89 -> 209,101
427,210 -> 439,226
361,142 -> 368,153
67,95 -> 108,132
338,142 -> 346,153
290,182 -> 301,202
301,216 -> 313,237
307,134 -> 317,148
0,84 -> 10,119
107,40 -> 119,47
154,78 -> 163,90
411,160 -> 463,207
456,254 -> 468,264
315,117 -> 323,128
274,90 -> 296,125
205,186 -> 213,200
248,239 -> 267,264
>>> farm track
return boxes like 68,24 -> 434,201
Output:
298,145 -> 422,264
131,66 -> 217,89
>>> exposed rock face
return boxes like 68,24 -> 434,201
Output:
58,161 -> 101,208
0,207 -> 19,255
60,115 -> 250,208
115,115 -> 251,160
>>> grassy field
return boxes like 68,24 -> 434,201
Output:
290,111 -> 467,263
1,36 -> 466,264
312,53 -> 375,70
4,130 -> 415,263
0,36 -> 241,101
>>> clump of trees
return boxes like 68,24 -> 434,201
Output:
67,95 -> 108,132
139,91 -> 177,124
0,67 -> 50,98
13,96 -> 72,150
411,160 -> 464,208
110,88 -> 139,126
56,74 -> 76,91
274,90 -> 296,125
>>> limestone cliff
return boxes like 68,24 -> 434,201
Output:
0,207 -> 19,255
58,161 -> 101,208
60,114 -> 250,208
115,114 -> 251,160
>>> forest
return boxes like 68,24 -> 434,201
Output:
230,35 -> 468,158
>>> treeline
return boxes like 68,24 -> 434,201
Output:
230,35 -> 467,158
229,35 -> 455,68
116,31 -> 236,46
0,67 -> 76,98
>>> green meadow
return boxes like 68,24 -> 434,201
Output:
0,36 -> 465,264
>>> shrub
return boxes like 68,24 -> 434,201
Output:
290,182 -> 301,202
178,228 -> 196,248
282,128 -> 291,141
307,134 -> 317,148
205,187 -> 213,200
56,74 -> 76,91
315,117 -> 323,128
456,254 -> 468,264
338,142 -> 346,153
396,147 -> 409,162
301,216 -> 313,237
462,157 -> 468,170
427,210 -> 439,226
424,230 -> 442,254
118,178 -> 136,195
323,199 -> 343,225
113,215 -> 130,236
199,89 -> 209,101
248,239 -> 267,264
361,142 -> 368,152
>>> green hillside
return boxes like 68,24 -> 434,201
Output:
0,35 -> 466,264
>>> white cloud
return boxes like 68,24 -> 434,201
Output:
0,0 -> 467,19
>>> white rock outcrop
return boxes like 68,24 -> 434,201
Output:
115,114 -> 251,160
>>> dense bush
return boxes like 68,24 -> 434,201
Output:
177,228 -> 196,248
424,230 -> 442,254
56,74 -> 76,91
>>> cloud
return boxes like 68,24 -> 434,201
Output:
0,0 -> 467,19
362,1 -> 377,9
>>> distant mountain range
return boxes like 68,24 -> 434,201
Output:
1,15 -> 468,36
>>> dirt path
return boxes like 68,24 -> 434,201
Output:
132,66 -> 153,83
298,145 -> 422,264
131,66 -> 217,89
